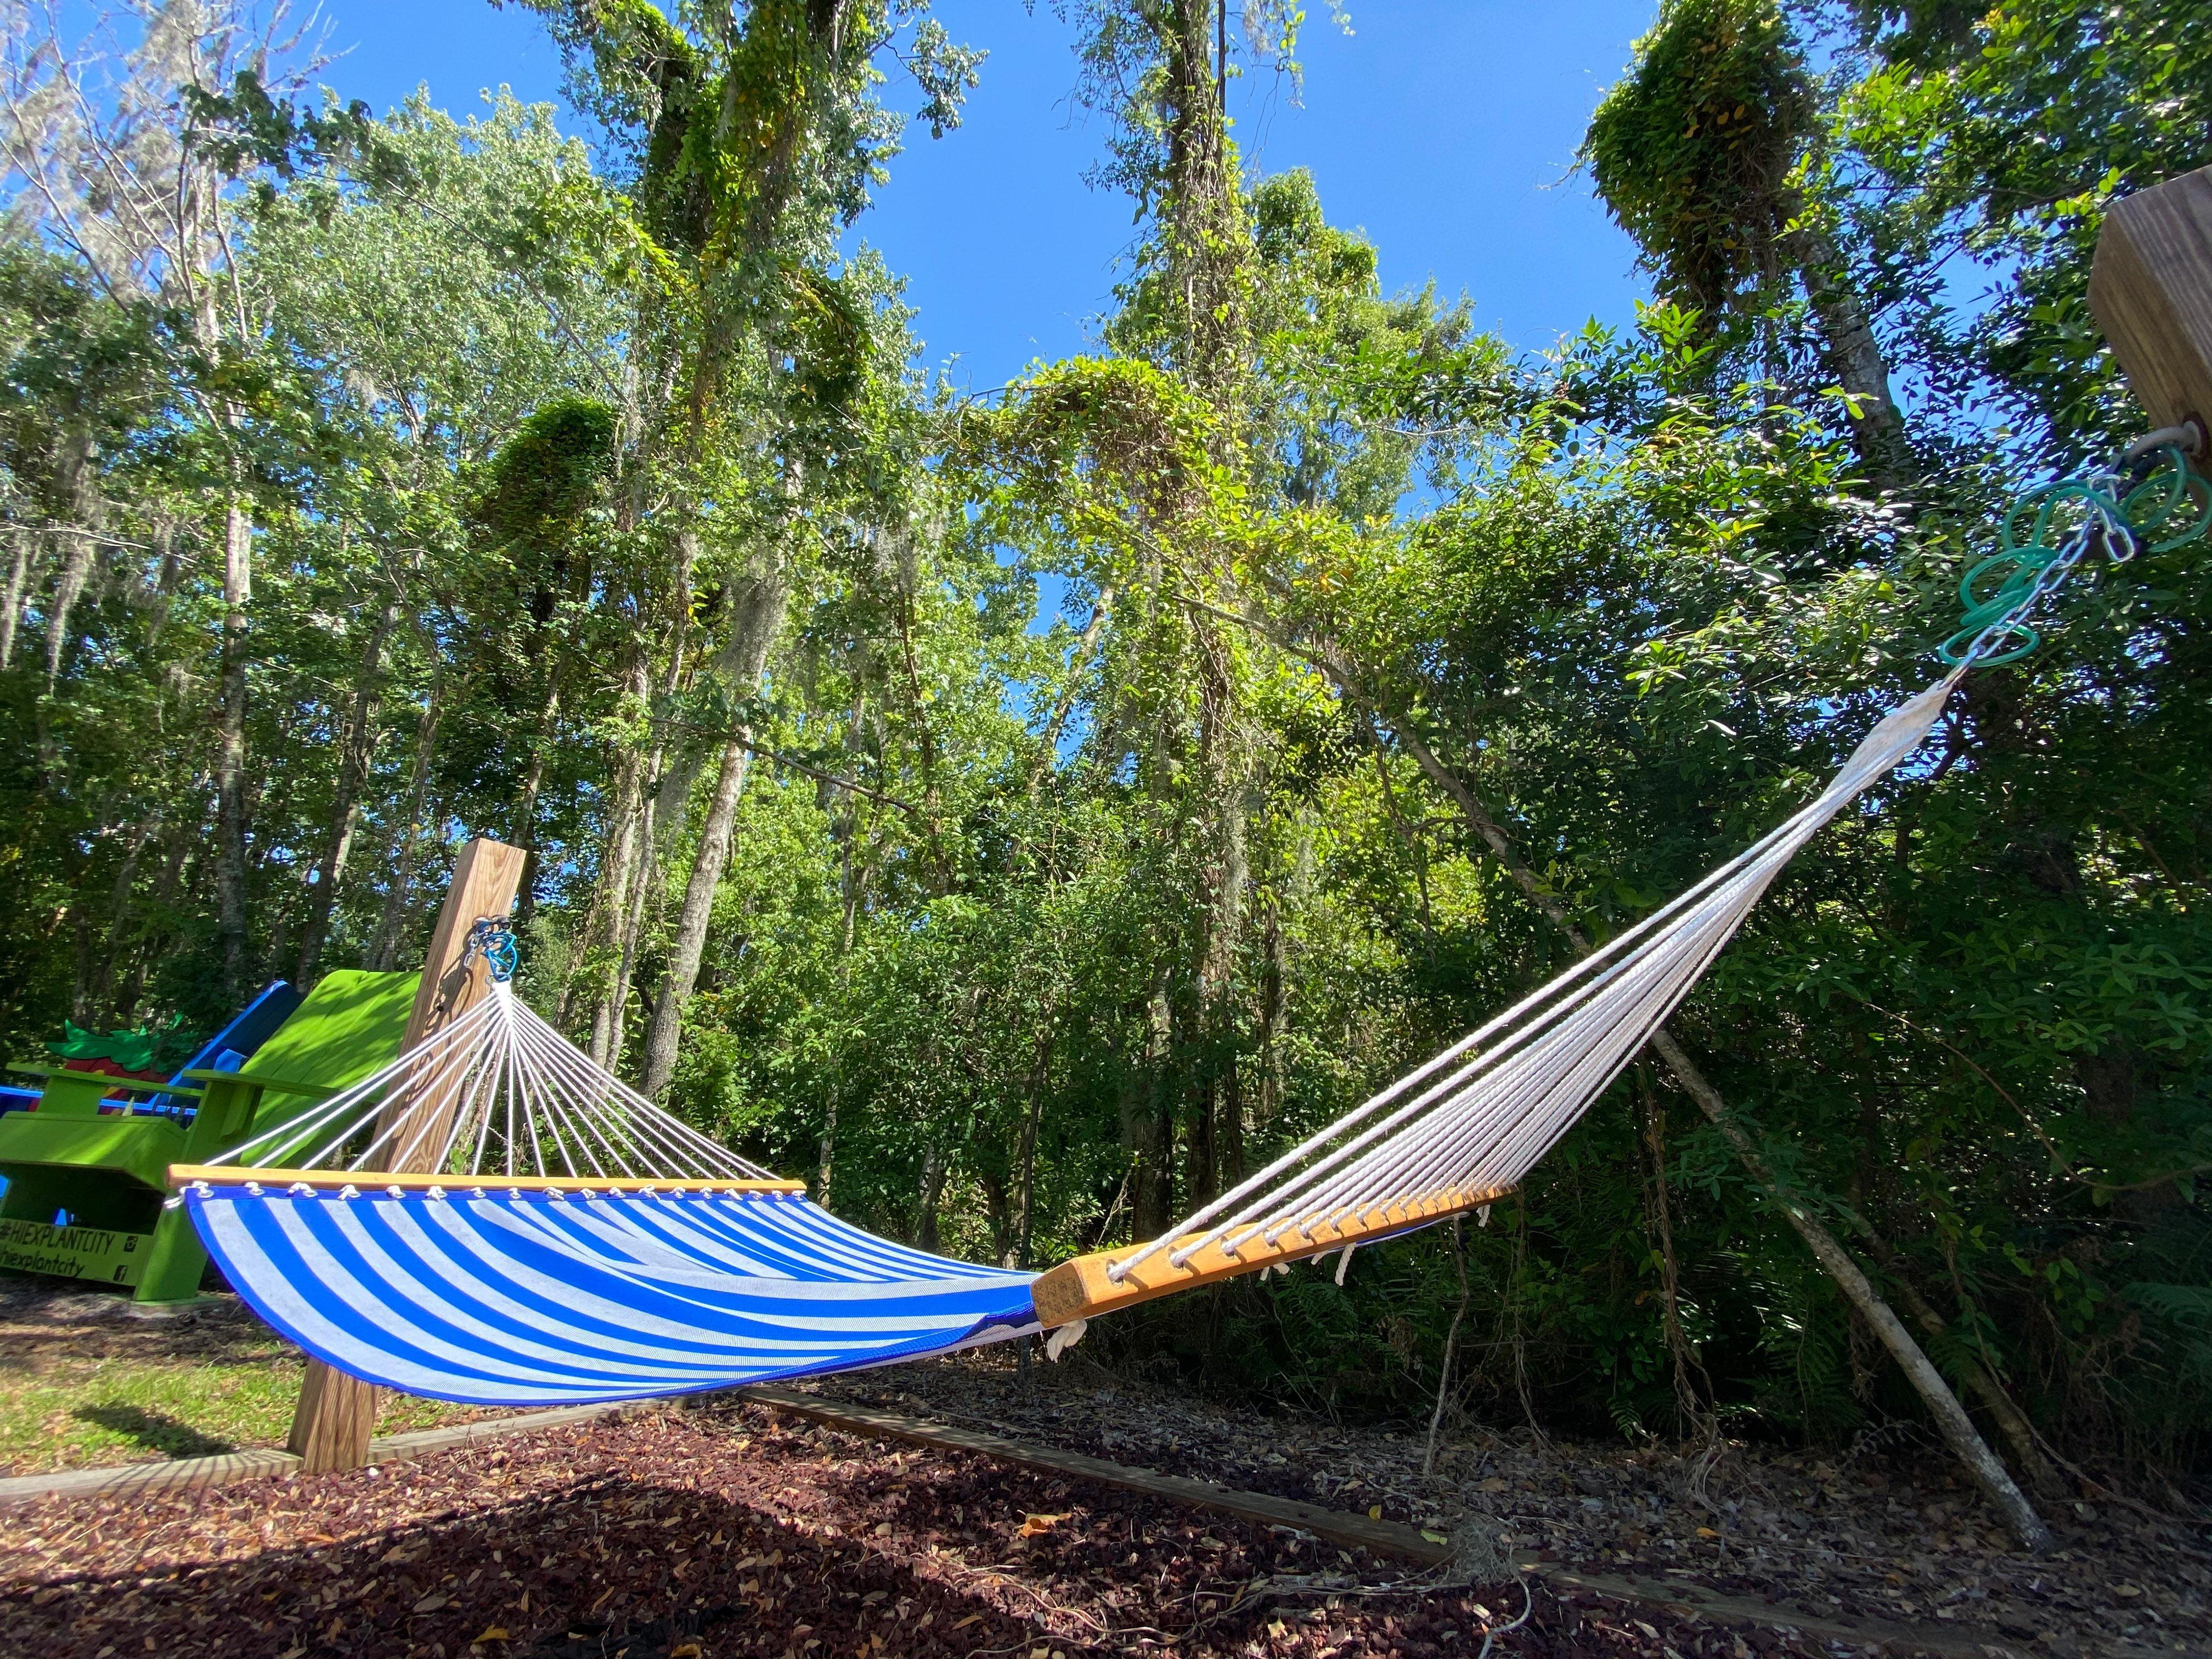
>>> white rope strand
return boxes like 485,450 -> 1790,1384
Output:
1122,672 -> 1960,1285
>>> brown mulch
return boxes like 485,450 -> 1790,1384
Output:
802,1350 -> 2212,1659
6,1397 -> 1813,1659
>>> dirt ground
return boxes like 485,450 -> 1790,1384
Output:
803,1353 -> 2210,1659
2,1311 -> 2207,1659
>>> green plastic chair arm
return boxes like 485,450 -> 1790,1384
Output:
3,1062 -> 202,1098
180,1069 -> 337,1098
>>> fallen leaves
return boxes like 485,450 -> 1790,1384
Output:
2,1351 -> 2204,1659
804,1351 -> 2208,1659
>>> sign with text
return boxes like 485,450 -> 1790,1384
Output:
0,1217 -> 148,1287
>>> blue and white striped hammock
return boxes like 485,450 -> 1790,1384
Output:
172,983 -> 1044,1404
184,1177 -> 1038,1405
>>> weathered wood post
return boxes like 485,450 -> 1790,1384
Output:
2089,162 -> 2212,443
286,835 -> 529,1474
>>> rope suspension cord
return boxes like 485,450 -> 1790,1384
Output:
1062,427 -> 2211,1314
174,978 -> 773,1190
1110,677 -> 1961,1288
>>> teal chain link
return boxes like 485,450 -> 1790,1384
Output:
464,916 -> 520,984
1939,440 -> 2212,668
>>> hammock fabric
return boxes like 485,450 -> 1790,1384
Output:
184,1177 -> 1037,1404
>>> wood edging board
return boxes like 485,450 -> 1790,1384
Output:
1030,1185 -> 1510,1326
0,1401 -> 633,1511
735,1387 -> 2052,1659
166,1165 -> 808,1195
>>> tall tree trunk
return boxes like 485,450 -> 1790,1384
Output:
817,689 -> 875,1209
1007,1001 -> 1058,1268
1161,0 -> 1249,410
1254,825 -> 1302,1132
84,819 -> 156,1022
600,795 -> 659,1074
915,1139 -> 949,1253
1124,974 -> 1177,1239
0,524 -> 31,669
636,731 -> 751,1097
369,663 -> 445,973
636,563 -> 790,1098
1157,0 -> 1254,1210
509,679 -> 562,939
41,528 -> 93,693
297,600 -> 397,984
40,422 -> 100,702
1783,222 -> 1917,494
569,659 -> 651,1040
214,500 -> 253,1001
591,546 -> 695,1071
1189,612 -> 1247,1202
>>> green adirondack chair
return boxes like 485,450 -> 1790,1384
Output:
0,969 -> 420,1304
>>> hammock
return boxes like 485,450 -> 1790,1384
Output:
176,670 -> 1962,1406
173,986 -> 1039,1404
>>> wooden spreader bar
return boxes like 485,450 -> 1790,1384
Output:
1030,1182 -> 1510,1327
167,1164 -> 808,1196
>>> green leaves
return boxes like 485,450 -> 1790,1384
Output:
1584,0 -> 1815,317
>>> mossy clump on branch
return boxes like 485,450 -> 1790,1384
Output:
1583,0 -> 1814,314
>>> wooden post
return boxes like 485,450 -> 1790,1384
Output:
285,835 -> 528,1474
2088,163 -> 2212,437
366,837 -> 532,1175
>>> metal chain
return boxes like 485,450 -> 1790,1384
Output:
1939,428 -> 2211,669
462,915 -> 520,984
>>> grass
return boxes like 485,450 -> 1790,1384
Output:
0,1277 -> 510,1476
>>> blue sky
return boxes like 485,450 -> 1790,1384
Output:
320,2 -> 1657,393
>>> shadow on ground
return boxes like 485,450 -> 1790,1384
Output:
70,1403 -> 237,1460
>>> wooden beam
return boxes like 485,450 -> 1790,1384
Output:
288,835 -> 528,1476
365,836 -> 533,1176
170,1164 -> 806,1195
2089,164 -> 2212,436
1030,1184 -> 1509,1327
